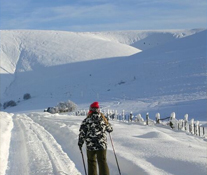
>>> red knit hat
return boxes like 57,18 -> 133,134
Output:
90,102 -> 99,108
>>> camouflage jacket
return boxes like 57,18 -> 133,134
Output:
78,112 -> 113,151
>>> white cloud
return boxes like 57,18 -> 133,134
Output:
0,0 -> 206,31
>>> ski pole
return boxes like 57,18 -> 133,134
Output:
109,133 -> 121,175
80,147 -> 87,175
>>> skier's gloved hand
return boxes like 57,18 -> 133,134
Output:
106,123 -> 113,133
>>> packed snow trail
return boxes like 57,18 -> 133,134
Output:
28,113 -> 147,175
6,114 -> 81,175
2,112 -> 206,175
28,112 -> 207,175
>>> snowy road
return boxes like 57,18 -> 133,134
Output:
6,114 -> 80,175
1,112 -> 206,175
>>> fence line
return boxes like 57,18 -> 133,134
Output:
75,110 -> 207,138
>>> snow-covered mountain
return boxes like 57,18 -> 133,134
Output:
0,29 -> 206,120
0,29 -> 207,175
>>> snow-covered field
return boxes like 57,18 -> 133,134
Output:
0,29 -> 207,175
0,111 -> 206,175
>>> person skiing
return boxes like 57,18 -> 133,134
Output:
78,101 -> 113,175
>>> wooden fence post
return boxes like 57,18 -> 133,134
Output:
194,123 -> 196,135
195,121 -> 199,136
146,113 -> 149,125
184,114 -> 188,131
199,126 -> 200,137
129,112 -> 133,122
155,113 -> 160,124
190,119 -> 194,134
122,110 -> 125,121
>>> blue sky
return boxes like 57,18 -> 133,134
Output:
0,0 -> 206,32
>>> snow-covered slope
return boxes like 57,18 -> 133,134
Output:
0,29 -> 206,120
1,30 -> 142,70
89,29 -> 204,50
1,112 -> 206,175
0,30 -> 140,99
0,29 -> 207,175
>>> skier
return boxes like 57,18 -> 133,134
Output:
78,101 -> 113,175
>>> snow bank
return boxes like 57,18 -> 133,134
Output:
0,112 -> 13,175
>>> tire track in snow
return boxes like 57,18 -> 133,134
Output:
28,114 -> 85,174
6,114 -> 80,175
6,114 -> 30,175
29,116 -> 80,175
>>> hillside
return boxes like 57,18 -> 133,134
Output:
0,29 -> 206,120
0,30 -> 140,98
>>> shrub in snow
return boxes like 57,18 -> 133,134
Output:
57,100 -> 77,113
57,102 -> 68,113
23,93 -> 31,100
46,107 -> 59,114
3,100 -> 17,109
134,114 -> 144,123
44,100 -> 77,114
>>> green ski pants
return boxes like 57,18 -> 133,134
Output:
87,149 -> 110,175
